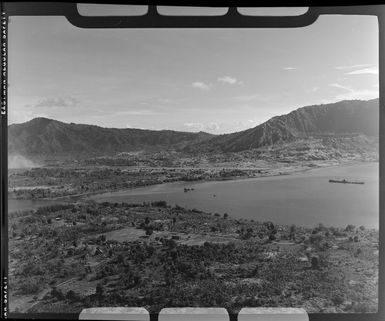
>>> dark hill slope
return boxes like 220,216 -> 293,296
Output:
9,99 -> 379,159
188,99 -> 379,153
8,118 -> 213,158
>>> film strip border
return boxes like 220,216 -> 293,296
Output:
7,307 -> 310,320
0,8 -> 6,116
2,3 -> 383,29
0,1 -> 7,319
80,307 -> 309,320
1,3 -> 385,321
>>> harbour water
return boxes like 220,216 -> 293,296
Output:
8,162 -> 379,228
88,162 -> 379,228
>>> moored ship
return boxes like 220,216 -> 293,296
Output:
329,179 -> 364,185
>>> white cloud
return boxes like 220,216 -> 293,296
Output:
283,67 -> 296,71
330,83 -> 351,91
336,89 -> 378,101
34,96 -> 79,108
205,122 -> 220,131
115,110 -> 162,116
345,67 -> 378,75
157,97 -> 179,104
311,86 -> 320,92
217,76 -> 242,85
184,122 -> 204,131
243,119 -> 259,127
335,64 -> 373,70
126,111 -> 159,116
233,93 -> 261,102
307,86 -> 320,93
330,83 -> 378,101
335,64 -> 378,75
192,81 -> 212,91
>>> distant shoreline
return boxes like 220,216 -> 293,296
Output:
83,159 -> 379,198
9,159 -> 378,202
8,160 -> 379,229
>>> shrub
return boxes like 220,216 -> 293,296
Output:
318,252 -> 330,267
66,290 -> 79,302
353,302 -> 371,312
310,233 -> 323,245
345,225 -> 356,232
264,221 -> 275,231
331,292 -> 344,305
151,201 -> 168,207
51,287 -> 65,300
242,228 -> 254,240
289,225 -> 296,239
96,283 -> 104,297
319,241 -> 330,251
19,278 -> 42,295
333,230 -> 347,237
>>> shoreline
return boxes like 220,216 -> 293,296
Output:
8,159 -> 378,203
85,159 -> 378,198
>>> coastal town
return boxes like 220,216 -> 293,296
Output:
8,133 -> 378,201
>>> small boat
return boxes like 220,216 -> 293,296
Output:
329,179 -> 364,185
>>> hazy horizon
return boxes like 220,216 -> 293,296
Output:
8,97 -> 379,135
8,14 -> 378,134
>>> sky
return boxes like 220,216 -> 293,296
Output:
8,10 -> 379,134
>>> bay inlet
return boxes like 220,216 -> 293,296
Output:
87,162 -> 379,228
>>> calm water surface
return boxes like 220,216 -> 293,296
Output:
9,162 -> 379,228
89,162 -> 379,228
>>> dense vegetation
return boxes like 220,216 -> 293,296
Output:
9,201 -> 378,314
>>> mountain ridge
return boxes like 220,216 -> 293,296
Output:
8,99 -> 379,160
8,117 -> 214,158
186,99 -> 379,153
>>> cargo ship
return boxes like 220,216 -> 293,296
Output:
329,179 -> 364,185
